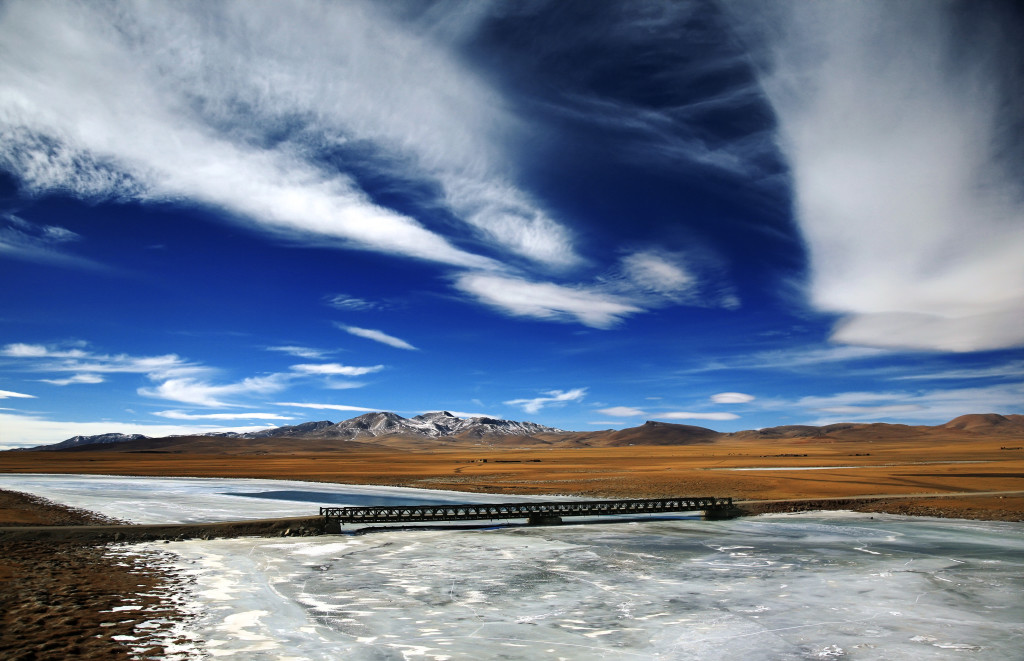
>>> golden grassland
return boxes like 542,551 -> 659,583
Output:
3,435 -> 1023,519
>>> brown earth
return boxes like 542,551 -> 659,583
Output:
0,490 -> 189,661
3,432 -> 1023,520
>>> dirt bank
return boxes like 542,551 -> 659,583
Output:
3,439 -> 1023,520
0,490 -> 187,660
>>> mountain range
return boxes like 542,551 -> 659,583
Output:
27,411 -> 1024,452
38,411 -> 562,450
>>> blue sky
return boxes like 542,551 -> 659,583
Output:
1,1 -> 1022,448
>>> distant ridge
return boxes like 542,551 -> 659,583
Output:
42,432 -> 150,451
941,413 -> 1024,432
31,411 -> 563,450
23,412 -> 1024,452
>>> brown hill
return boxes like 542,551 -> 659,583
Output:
18,413 -> 1024,454
596,421 -> 719,447
942,413 -> 1024,434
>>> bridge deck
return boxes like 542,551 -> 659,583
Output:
321,497 -> 734,525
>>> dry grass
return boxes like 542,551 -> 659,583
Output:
3,436 -> 1023,519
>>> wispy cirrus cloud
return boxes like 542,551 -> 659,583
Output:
39,374 -> 105,386
608,249 -> 739,310
597,392 -> 753,421
336,324 -> 418,351
153,410 -> 294,421
455,247 -> 739,330
0,1 -> 756,335
794,383 -> 1024,425
2,340 -> 386,408
0,389 -> 35,399
710,392 -> 755,404
735,1 -> 1024,351
618,251 -> 694,300
2,343 -> 88,359
266,345 -> 332,360
323,381 -> 368,391
597,406 -> 646,417
325,294 -> 381,312
1,342 -> 204,380
0,1 -> 576,271
657,412 -> 739,421
138,374 -> 291,408
275,402 -> 376,413
4,341 -> 281,408
505,388 -> 587,415
891,361 -> 1024,382
290,363 -> 384,377
455,273 -> 643,329
0,213 -> 112,272
693,345 -> 893,373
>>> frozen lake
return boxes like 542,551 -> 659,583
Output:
2,474 -> 1022,660
0,473 -> 572,524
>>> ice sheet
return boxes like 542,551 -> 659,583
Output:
4,474 -> 1022,659
138,512 -> 1023,660
0,473 -> 571,523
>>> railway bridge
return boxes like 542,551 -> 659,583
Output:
321,496 -> 738,531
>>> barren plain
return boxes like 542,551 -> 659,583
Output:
3,431 -> 1023,520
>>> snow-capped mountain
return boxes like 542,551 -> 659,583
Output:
244,411 -> 563,440
39,411 -> 563,448
36,432 -> 150,450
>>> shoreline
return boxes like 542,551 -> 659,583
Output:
2,482 -> 1021,659
3,459 -> 1023,523
0,490 -> 189,660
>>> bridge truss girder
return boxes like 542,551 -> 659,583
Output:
321,497 -> 735,526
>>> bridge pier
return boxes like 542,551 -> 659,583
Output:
528,513 -> 563,525
702,505 -> 742,520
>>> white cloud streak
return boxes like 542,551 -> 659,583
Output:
0,389 -> 35,399
39,374 -> 105,386
2,342 -> 204,379
0,213 -> 111,271
291,363 -> 384,377
597,406 -> 646,417
3,339 -> 388,408
275,402 -> 376,413
0,1 -> 577,270
657,412 -> 739,421
137,374 -> 291,408
153,410 -> 294,421
337,325 -> 418,351
694,345 -> 893,373
323,381 -> 368,391
504,388 -> 587,415
891,361 -> 1024,382
710,392 -> 755,404
455,273 -> 644,329
743,1 -> 1024,351
267,346 -> 331,360
795,383 -> 1024,425
325,294 -> 380,312
619,251 -> 695,301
